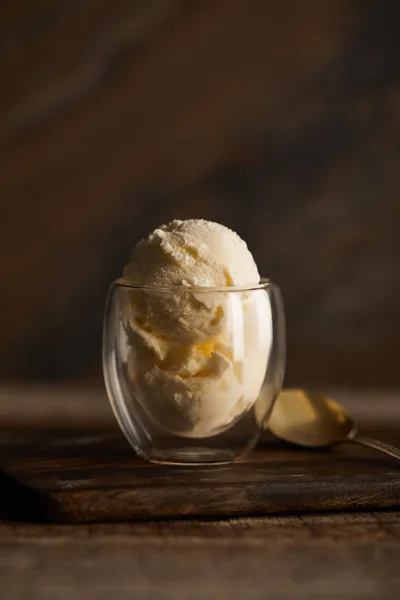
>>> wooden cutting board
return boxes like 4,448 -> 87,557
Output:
1,426 -> 399,523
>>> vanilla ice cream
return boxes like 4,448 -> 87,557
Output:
122,219 -> 272,437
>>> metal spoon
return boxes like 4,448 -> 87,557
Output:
268,389 -> 400,460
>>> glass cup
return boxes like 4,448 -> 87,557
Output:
103,278 -> 285,465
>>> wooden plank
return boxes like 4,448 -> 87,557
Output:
2,426 -> 400,523
1,513 -> 399,600
1,510 -> 400,539
0,388 -> 399,523
1,388 -> 399,598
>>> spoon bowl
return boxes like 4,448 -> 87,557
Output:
268,389 -> 357,447
268,389 -> 400,460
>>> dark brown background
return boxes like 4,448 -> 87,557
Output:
0,0 -> 399,386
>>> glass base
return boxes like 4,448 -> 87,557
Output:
138,446 -> 239,466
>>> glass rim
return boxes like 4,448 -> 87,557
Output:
112,276 -> 274,293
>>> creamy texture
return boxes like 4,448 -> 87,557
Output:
124,219 -> 260,288
122,219 -> 271,437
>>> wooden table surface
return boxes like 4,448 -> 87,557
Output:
1,386 -> 400,599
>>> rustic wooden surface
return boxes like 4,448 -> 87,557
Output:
0,387 -> 400,598
0,512 -> 399,600
2,427 -> 400,523
0,0 -> 399,386
1,387 -> 400,523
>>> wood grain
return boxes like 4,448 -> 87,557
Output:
2,426 -> 400,523
1,513 -> 400,599
1,387 -> 399,523
0,388 -> 400,598
0,1 -> 399,384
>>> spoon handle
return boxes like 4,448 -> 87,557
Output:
352,436 -> 400,460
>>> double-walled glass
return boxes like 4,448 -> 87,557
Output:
103,279 -> 285,465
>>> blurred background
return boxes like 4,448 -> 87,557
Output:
0,0 -> 399,387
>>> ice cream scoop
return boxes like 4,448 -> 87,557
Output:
122,219 -> 272,438
123,219 -> 260,289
